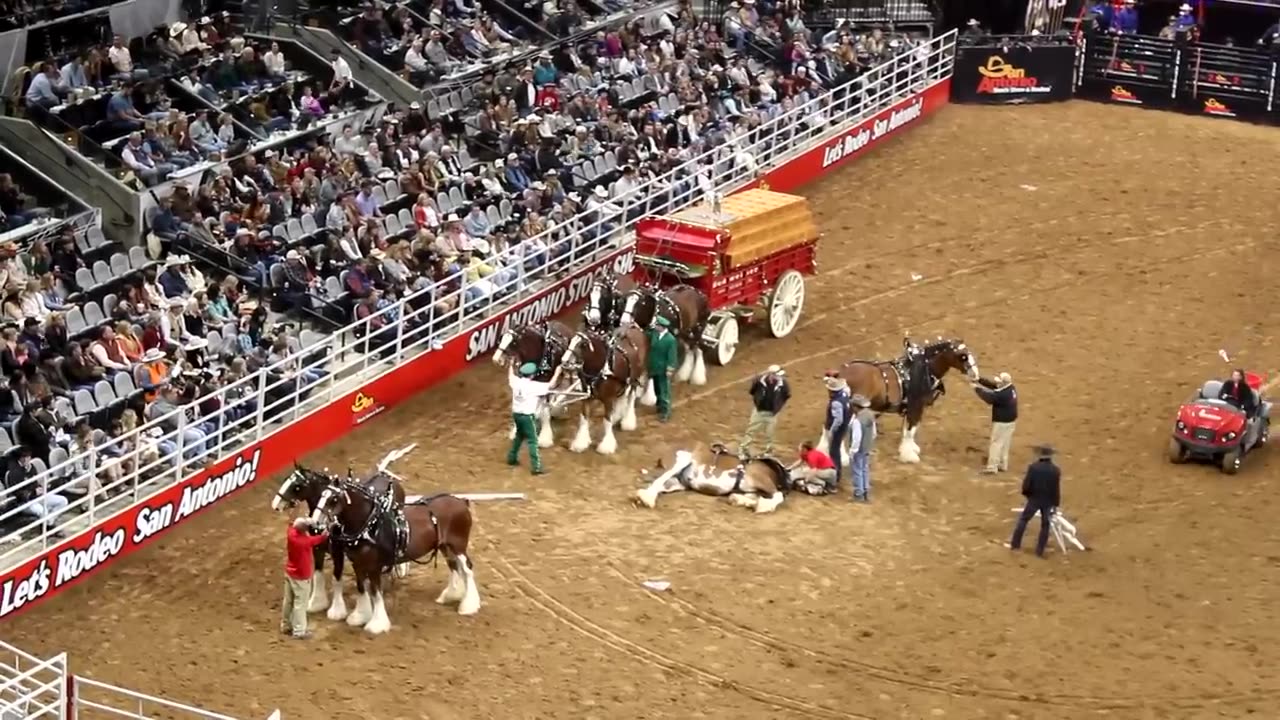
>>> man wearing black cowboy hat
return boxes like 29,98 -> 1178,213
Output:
1009,444 -> 1061,558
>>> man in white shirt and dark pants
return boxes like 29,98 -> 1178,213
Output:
508,361 -> 561,475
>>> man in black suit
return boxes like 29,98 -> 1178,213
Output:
1009,444 -> 1061,557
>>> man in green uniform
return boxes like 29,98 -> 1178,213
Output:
647,316 -> 678,422
508,361 -> 559,474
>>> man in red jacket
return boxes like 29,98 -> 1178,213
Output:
283,517 -> 329,639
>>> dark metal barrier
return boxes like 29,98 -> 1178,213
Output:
1076,29 -> 1279,121
950,31 -> 1280,124
952,41 -> 1075,103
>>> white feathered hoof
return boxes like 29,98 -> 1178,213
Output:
569,417 -> 591,453
307,579 -> 329,613
620,398 -> 638,431
346,593 -> 373,627
635,487 -> 658,508
326,586 -> 349,621
898,440 -> 921,464
436,571 -> 465,605
596,424 -> 618,455
690,351 -> 707,386
640,379 -> 657,406
393,563 -> 409,579
537,419 -> 555,448
675,351 -> 694,382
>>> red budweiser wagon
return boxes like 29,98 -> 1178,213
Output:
631,188 -> 820,365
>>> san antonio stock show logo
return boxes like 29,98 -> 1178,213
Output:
975,55 -> 1051,95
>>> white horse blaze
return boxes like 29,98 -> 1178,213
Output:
270,476 -> 293,511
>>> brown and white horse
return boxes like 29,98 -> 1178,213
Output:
556,326 -> 649,454
492,319 -> 576,447
310,479 -> 479,635
820,337 -> 979,464
617,285 -> 710,393
634,442 -> 793,513
583,271 -> 640,331
270,460 -> 406,615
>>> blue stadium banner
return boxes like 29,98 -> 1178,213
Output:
951,43 -> 1075,104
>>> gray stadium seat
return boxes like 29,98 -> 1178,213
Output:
102,293 -> 118,318
398,208 -> 413,228
73,389 -> 96,416
86,227 -> 108,249
48,447 -> 69,476
301,214 -> 319,236
112,372 -> 134,399
75,268 -> 96,291
324,276 -> 343,298
486,205 -> 502,227
372,186 -> 389,207
82,301 -> 105,327
385,215 -> 402,236
286,219 -> 305,242
93,380 -> 115,408
268,263 -> 286,287
92,260 -> 112,287
128,246 -> 151,270
109,253 -> 131,277
65,307 -> 87,335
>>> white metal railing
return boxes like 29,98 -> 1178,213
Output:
70,677 -> 238,720
0,31 -> 957,574
0,641 -> 66,719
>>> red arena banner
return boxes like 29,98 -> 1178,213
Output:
0,79 -> 951,623
737,79 -> 951,195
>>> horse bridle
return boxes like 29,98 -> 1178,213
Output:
316,478 -> 394,547
275,468 -> 332,510
502,323 -> 568,376
589,277 -> 621,327
563,329 -> 636,392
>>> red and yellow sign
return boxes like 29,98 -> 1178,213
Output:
1202,97 -> 1236,117
1109,85 -> 1141,104
975,56 -> 1041,94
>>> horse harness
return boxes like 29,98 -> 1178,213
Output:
572,330 -> 639,394
851,345 -> 946,415
533,324 -> 568,378
328,479 -> 447,571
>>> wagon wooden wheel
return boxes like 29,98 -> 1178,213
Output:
767,269 -> 805,338
708,315 -> 740,366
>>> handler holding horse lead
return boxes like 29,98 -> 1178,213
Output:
509,361 -> 561,474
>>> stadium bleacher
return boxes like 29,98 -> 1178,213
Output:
0,0 -> 929,556
16,13 -> 382,190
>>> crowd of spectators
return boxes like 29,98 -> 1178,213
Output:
21,13 -> 371,189
0,0 -> 116,32
346,0 -> 650,85
0,0 -> 930,539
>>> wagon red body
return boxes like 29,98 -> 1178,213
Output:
631,189 -> 820,365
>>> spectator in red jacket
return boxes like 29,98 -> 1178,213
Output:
282,517 -> 329,639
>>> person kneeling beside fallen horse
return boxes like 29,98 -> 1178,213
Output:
787,441 -> 838,495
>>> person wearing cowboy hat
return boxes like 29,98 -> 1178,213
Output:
850,394 -> 876,502
1173,2 -> 1198,32
821,370 -> 853,493
646,316 -> 679,423
158,254 -> 191,297
508,361 -> 563,475
1008,445 -> 1061,558
973,371 -> 1018,474
742,364 -> 790,456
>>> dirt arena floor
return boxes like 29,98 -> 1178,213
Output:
9,101 -> 1280,720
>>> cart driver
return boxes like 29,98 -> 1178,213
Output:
1219,368 -> 1258,417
